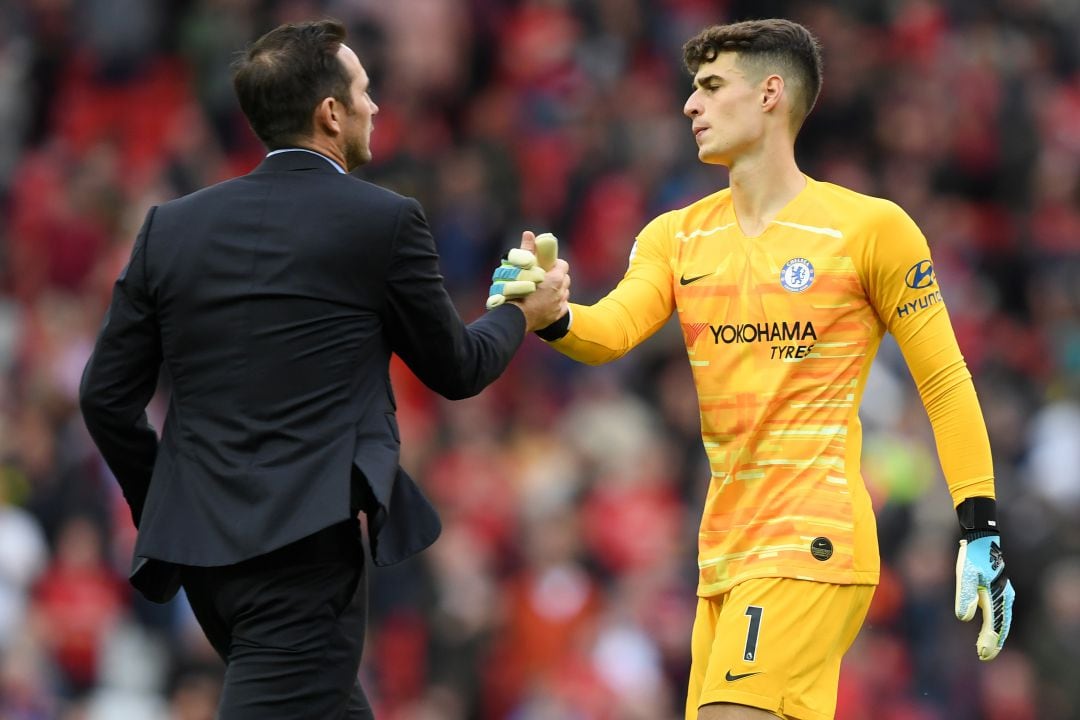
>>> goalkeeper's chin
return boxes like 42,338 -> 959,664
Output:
696,148 -> 732,168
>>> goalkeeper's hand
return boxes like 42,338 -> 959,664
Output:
954,497 -> 1015,661
486,248 -> 546,309
486,233 -> 559,310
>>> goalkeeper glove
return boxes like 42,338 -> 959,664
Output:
485,234 -> 559,310
533,232 -> 558,272
486,248 -> 546,309
954,497 -> 1015,661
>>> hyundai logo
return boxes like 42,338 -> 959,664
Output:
905,260 -> 936,289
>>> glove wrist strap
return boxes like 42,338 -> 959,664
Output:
535,312 -> 571,341
957,496 -> 998,541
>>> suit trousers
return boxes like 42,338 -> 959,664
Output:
180,519 -> 373,719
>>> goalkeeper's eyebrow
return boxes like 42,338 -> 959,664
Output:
693,73 -> 725,91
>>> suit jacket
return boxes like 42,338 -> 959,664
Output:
79,150 -> 526,602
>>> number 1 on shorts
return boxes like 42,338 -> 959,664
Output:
744,606 -> 763,662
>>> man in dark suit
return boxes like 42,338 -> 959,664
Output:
78,19 -> 568,719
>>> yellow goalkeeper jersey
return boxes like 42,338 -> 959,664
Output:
550,176 -> 995,596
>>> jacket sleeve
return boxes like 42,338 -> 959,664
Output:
79,207 -> 163,526
382,198 -> 525,399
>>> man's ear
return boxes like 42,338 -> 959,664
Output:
762,74 -> 785,113
313,97 -> 341,136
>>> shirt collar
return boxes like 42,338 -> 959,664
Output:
266,148 -> 346,174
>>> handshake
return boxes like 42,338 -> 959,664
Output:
486,231 -> 569,334
486,233 -> 561,309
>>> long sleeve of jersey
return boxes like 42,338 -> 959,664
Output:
549,214 -> 676,364
860,203 -> 995,505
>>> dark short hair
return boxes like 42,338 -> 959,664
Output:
683,19 -> 823,128
232,19 -> 353,149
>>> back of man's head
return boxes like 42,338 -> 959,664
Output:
683,19 -> 823,132
233,19 -> 353,149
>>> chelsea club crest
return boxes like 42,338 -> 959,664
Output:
780,257 -> 815,292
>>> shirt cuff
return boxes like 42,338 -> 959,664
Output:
534,308 -> 571,341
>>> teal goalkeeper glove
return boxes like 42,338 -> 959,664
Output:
485,234 -> 559,310
954,498 -> 1015,661
486,248 -> 546,309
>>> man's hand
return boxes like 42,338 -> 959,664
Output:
955,498 -> 1015,661
486,248 -> 546,310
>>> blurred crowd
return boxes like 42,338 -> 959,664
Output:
1,0 -> 1078,718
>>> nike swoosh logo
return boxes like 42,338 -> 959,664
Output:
724,670 -> 762,682
680,272 -> 710,286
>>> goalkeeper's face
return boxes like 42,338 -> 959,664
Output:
683,52 -> 767,166
337,45 -> 379,170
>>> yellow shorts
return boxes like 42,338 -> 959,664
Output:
686,578 -> 874,720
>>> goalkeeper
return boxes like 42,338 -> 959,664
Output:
498,18 -> 1014,720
